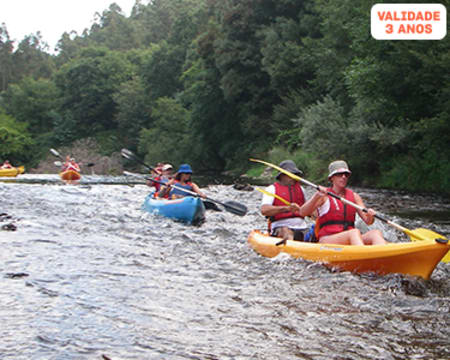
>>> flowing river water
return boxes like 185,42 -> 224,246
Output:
1,175 -> 449,360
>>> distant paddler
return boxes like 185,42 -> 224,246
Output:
1,160 -> 13,169
60,155 -> 81,184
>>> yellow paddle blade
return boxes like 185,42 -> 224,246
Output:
409,228 -> 446,241
250,158 -> 303,182
255,187 -> 290,205
250,158 -> 320,191
410,228 -> 449,263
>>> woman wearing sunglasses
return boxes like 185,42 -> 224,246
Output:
307,160 -> 387,246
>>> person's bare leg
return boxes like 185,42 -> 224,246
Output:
362,229 -> 387,245
319,229 -> 364,245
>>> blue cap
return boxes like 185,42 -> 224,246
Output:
178,164 -> 192,174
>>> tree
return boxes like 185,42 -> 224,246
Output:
141,42 -> 186,101
2,77 -> 59,134
113,75 -> 152,150
11,33 -> 55,83
138,97 -> 191,166
0,108 -> 33,163
89,3 -> 141,51
55,47 -> 134,136
0,23 -> 14,91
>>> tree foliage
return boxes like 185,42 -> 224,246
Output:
1,0 -> 448,193
0,108 -> 33,162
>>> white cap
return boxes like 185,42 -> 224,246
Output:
328,160 -> 351,178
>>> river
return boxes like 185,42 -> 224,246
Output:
1,175 -> 449,359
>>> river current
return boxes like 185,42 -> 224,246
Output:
1,175 -> 449,360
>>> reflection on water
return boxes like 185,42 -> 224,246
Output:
0,176 -> 449,359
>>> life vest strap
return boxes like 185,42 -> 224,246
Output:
319,220 -> 355,229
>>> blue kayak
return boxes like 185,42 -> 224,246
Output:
142,193 -> 206,224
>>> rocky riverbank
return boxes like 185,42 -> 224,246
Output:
29,138 -> 124,175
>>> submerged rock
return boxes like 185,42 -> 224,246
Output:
233,183 -> 254,191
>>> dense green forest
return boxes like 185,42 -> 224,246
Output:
0,0 -> 449,194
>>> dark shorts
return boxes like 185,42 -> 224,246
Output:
271,228 -> 308,242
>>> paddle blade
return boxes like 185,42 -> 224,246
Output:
203,200 -> 222,212
409,228 -> 446,241
50,148 -> 61,158
223,201 -> 247,216
86,163 -> 95,167
121,148 -> 135,160
408,228 -> 450,262
54,161 -> 62,167
123,171 -> 145,178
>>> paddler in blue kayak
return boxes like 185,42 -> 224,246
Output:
158,164 -> 206,199
147,163 -> 173,193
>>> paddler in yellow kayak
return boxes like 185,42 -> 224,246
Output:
62,155 -> 80,173
260,160 -> 319,243
1,160 -> 13,169
306,160 -> 387,246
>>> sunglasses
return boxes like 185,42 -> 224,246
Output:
334,172 -> 350,178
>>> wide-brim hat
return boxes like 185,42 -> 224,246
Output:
276,160 -> 303,179
177,164 -> 193,174
328,160 -> 351,178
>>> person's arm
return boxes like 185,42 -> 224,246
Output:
354,192 -> 375,225
158,178 -> 175,198
299,186 -> 327,217
260,184 -> 301,217
191,183 -> 206,198
261,203 -> 301,217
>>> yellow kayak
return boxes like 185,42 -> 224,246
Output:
0,166 -> 25,177
248,230 -> 450,280
60,169 -> 81,182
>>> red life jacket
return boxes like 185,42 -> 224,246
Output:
151,176 -> 162,191
317,187 -> 356,238
63,162 -> 80,172
270,182 -> 305,222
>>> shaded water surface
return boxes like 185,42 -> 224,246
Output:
1,176 -> 449,359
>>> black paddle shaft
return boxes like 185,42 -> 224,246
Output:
121,149 -> 161,174
50,149 -> 94,168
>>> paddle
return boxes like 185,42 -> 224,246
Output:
121,149 -> 161,174
256,187 -> 290,205
52,153 -> 94,168
250,158 -> 449,256
123,171 -> 247,216
50,148 -> 64,161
